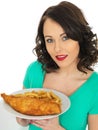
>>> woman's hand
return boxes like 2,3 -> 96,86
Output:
16,117 -> 30,126
30,117 -> 65,130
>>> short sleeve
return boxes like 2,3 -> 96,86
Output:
23,63 -> 33,88
89,92 -> 98,114
23,61 -> 45,89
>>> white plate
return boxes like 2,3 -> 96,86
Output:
1,88 -> 71,120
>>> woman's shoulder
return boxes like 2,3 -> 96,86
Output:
92,71 -> 98,79
23,60 -> 45,88
27,60 -> 43,70
87,71 -> 98,80
89,71 -> 98,90
25,60 -> 45,76
29,60 -> 42,67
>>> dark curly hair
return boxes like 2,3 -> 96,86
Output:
34,1 -> 98,73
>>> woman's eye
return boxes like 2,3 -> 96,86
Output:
46,39 -> 53,43
62,36 -> 69,41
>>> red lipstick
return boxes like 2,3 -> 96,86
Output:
56,55 -> 68,61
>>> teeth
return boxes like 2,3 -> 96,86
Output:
57,55 -> 66,58
59,56 -> 65,57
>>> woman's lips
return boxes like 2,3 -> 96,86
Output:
56,55 -> 68,61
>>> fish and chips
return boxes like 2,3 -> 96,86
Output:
1,90 -> 61,116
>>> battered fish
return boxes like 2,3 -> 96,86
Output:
1,92 -> 61,116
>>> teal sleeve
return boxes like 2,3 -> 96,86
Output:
23,62 -> 32,88
89,92 -> 98,114
29,124 -> 42,130
23,61 -> 45,88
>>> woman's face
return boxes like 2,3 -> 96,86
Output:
43,18 -> 80,69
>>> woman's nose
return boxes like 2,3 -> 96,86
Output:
54,42 -> 61,52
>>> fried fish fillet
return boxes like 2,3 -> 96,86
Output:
1,92 -> 61,116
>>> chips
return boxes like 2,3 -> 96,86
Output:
14,90 -> 61,104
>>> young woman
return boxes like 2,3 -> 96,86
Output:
16,1 -> 98,130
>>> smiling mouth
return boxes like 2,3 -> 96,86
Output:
56,55 -> 68,61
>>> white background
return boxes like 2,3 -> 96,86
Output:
0,0 -> 98,130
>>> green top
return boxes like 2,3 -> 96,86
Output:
23,61 -> 98,130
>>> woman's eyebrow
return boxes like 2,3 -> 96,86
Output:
60,32 -> 66,37
44,35 -> 52,38
44,33 -> 66,38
